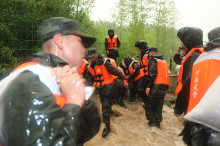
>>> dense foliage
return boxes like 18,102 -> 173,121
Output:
0,0 -> 179,77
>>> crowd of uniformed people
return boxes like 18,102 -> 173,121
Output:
78,29 -> 170,138
1,16 -> 220,146
79,26 -> 220,145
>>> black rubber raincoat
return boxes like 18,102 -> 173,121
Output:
0,52 -> 101,146
174,50 -> 203,115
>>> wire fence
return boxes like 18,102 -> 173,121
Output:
0,2 -> 44,78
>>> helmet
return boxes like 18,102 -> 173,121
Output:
148,47 -> 158,52
108,29 -> 114,34
123,56 -> 133,66
177,27 -> 203,44
208,27 -> 220,41
135,40 -> 148,50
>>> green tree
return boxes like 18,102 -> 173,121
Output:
110,0 -> 180,68
0,0 -> 95,77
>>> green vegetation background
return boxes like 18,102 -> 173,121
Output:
0,0 -> 180,78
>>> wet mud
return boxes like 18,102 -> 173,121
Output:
85,96 -> 186,146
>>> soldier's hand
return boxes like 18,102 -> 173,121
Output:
60,73 -> 86,107
145,88 -> 150,96
177,45 -> 183,54
107,50 -> 109,54
51,65 -> 78,84
123,80 -> 128,88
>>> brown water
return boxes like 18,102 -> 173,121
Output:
85,97 -> 186,146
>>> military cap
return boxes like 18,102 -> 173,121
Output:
38,17 -> 96,48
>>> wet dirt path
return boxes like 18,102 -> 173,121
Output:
85,96 -> 186,146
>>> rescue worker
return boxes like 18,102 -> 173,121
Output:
119,60 -> 131,100
134,40 -> 149,112
87,48 -> 128,138
134,40 -> 149,78
180,27 -> 220,146
105,29 -> 121,61
115,65 -> 127,108
105,56 -> 126,108
123,56 -> 144,102
119,60 -> 129,76
174,27 -> 204,116
0,17 -> 101,145
78,59 -> 94,86
145,47 -> 169,128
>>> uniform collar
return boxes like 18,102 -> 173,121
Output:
28,52 -> 68,67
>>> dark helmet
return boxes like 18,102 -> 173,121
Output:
123,56 -> 133,66
208,27 -> 220,41
177,27 -> 203,44
108,29 -> 114,34
148,47 -> 158,53
205,27 -> 220,51
135,40 -> 148,50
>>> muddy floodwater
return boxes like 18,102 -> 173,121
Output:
85,95 -> 186,146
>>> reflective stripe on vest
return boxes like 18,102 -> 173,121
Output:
106,35 -> 118,49
13,63 -> 65,108
187,48 -> 220,113
140,53 -> 148,75
154,58 -> 169,85
78,59 -> 88,75
128,60 -> 144,81
175,47 -> 205,95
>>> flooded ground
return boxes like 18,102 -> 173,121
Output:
85,95 -> 186,146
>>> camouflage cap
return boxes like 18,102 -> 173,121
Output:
86,48 -> 97,59
38,17 -> 96,48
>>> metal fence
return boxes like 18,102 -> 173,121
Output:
0,1 -> 43,78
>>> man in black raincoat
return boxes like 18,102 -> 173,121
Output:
145,47 -> 169,128
180,27 -> 220,146
0,17 -> 101,146
87,48 -> 128,138
174,27 -> 204,116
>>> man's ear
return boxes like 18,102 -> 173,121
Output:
53,34 -> 63,50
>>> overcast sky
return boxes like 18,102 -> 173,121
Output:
91,0 -> 220,42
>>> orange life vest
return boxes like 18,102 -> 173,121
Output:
88,59 -> 114,87
139,53 -> 148,75
153,58 -> 169,85
187,48 -> 220,113
118,66 -> 128,83
78,59 -> 88,75
175,47 -> 205,95
128,60 -> 144,81
105,57 -> 117,67
106,35 -> 118,50
105,57 -> 118,79
13,62 -> 66,108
